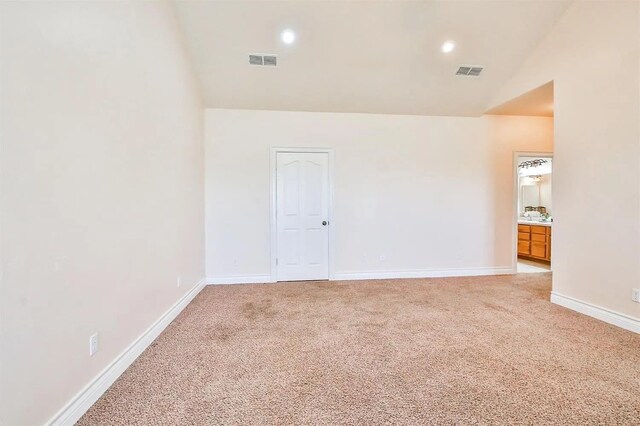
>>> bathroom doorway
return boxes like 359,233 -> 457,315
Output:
513,152 -> 553,273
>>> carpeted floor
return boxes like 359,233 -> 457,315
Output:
79,273 -> 640,425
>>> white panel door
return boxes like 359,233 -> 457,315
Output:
276,152 -> 330,281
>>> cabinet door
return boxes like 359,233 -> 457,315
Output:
531,225 -> 546,235
531,242 -> 546,258
531,233 -> 546,242
518,241 -> 531,255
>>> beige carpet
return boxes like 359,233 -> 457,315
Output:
79,274 -> 640,425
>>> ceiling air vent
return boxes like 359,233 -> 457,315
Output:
456,65 -> 484,77
249,54 -> 278,67
249,54 -> 263,66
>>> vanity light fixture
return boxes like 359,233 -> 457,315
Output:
518,159 -> 548,170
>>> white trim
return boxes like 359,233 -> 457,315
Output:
270,147 -> 336,283
45,278 -> 206,426
207,275 -> 274,285
551,291 -> 640,334
512,151 -> 553,274
333,267 -> 513,281
208,268 -> 513,285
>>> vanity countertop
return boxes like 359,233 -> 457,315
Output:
518,219 -> 552,227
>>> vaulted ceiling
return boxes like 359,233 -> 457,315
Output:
173,0 -> 570,116
487,81 -> 554,117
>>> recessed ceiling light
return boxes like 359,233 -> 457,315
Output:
281,29 -> 296,45
441,41 -> 455,53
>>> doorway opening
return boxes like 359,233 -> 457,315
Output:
513,153 -> 553,273
489,80 -> 555,275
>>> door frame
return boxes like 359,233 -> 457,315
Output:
512,151 -> 554,273
270,147 -> 336,282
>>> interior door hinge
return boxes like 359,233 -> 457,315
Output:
276,258 -> 278,265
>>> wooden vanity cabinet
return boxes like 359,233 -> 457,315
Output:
518,224 -> 551,262
517,225 -> 530,255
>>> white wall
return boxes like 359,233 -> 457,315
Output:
205,109 -> 552,281
0,2 -> 205,425
491,0 -> 640,320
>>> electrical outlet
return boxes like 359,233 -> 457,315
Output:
89,333 -> 99,356
632,288 -> 640,303
177,276 -> 181,288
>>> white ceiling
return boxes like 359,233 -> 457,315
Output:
487,81 -> 554,117
173,0 -> 570,117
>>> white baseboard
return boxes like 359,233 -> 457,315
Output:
551,291 -> 640,334
46,278 -> 206,426
207,266 -> 515,285
333,267 -> 514,281
207,275 -> 274,285
207,268 -> 513,285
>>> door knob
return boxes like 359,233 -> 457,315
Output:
322,221 -> 328,226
